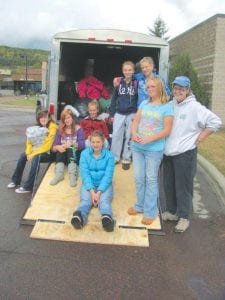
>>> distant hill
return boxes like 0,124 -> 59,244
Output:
0,46 -> 49,70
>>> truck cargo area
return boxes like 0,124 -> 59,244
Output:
57,42 -> 160,118
59,41 -> 161,84
47,29 -> 169,119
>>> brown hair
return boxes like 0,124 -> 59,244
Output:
122,61 -> 135,70
90,130 -> 105,143
59,109 -> 76,137
36,110 -> 53,128
147,76 -> 168,104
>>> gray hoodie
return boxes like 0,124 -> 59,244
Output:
164,94 -> 222,156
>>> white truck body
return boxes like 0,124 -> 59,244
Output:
43,29 -> 169,119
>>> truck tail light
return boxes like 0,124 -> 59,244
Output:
49,103 -> 55,115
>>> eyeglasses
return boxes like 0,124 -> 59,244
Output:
173,86 -> 187,92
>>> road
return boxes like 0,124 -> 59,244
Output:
0,110 -> 225,299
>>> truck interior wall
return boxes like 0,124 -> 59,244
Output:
60,42 -> 160,82
57,42 -> 160,118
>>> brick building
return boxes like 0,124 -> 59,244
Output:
12,68 -> 42,95
0,62 -> 48,96
169,14 -> 225,124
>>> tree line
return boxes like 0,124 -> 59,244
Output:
0,46 -> 49,70
0,18 -> 209,106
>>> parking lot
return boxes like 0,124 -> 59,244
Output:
0,109 -> 225,299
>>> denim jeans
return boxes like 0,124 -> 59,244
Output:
77,184 -> 113,224
110,113 -> 135,162
11,152 -> 55,191
163,148 -> 197,219
132,149 -> 163,218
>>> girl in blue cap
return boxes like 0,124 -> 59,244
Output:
163,76 -> 222,232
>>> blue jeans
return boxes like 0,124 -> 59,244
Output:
11,152 -> 55,191
77,184 -> 113,224
132,149 -> 163,218
110,113 -> 135,162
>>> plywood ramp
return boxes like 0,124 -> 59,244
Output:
25,163 -> 162,246
31,221 -> 149,247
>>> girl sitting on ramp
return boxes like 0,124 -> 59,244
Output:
71,130 -> 115,232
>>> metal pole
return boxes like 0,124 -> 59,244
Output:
25,55 -> 28,98
20,54 -> 28,97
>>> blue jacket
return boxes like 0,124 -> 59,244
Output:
109,78 -> 138,117
79,147 -> 115,192
134,73 -> 171,107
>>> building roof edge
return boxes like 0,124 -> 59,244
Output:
169,14 -> 225,43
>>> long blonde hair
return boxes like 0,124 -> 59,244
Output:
147,76 -> 168,104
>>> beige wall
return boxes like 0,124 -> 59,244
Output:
212,17 -> 225,122
169,15 -> 225,124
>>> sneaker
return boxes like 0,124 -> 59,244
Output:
71,211 -> 83,229
162,211 -> 179,221
122,160 -> 130,170
7,182 -> 18,189
15,187 -> 31,194
102,214 -> 114,232
175,218 -> 190,233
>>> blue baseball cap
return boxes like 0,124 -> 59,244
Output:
172,76 -> 191,88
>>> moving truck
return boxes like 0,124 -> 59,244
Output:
37,29 -> 169,119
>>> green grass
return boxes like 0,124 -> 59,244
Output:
198,128 -> 225,176
0,96 -> 36,107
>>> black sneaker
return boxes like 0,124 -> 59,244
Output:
102,214 -> 114,232
71,211 -> 83,229
122,160 -> 130,170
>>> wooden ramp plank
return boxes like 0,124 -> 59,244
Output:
23,163 -> 162,231
30,221 -> 149,247
113,165 -> 161,230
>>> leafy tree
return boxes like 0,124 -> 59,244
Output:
148,16 -> 170,40
169,53 -> 209,106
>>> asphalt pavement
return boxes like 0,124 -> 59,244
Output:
0,109 -> 225,300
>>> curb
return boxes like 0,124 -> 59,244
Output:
197,154 -> 225,206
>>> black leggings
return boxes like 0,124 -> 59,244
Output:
55,148 -> 81,165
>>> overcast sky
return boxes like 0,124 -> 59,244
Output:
1,0 -> 225,50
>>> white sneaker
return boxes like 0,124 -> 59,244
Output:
7,182 -> 17,189
15,187 -> 31,194
121,160 -> 130,164
175,218 -> 190,233
162,211 -> 178,221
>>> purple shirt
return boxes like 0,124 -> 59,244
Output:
53,127 -> 85,151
